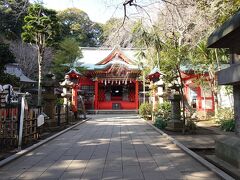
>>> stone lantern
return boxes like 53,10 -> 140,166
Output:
147,67 -> 163,109
42,72 -> 57,127
60,74 -> 73,124
166,80 -> 183,131
60,68 -> 84,122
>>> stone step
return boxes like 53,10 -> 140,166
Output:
87,110 -> 138,114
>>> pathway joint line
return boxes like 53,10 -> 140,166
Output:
141,117 -> 235,180
0,118 -> 90,168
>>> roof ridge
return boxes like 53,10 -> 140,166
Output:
80,47 -> 146,50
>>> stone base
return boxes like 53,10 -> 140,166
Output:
206,155 -> 240,179
215,135 -> 240,168
165,120 -> 183,132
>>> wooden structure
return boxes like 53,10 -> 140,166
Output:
60,69 -> 86,120
0,92 -> 39,151
77,47 -> 142,111
181,70 -> 215,113
147,67 -> 164,109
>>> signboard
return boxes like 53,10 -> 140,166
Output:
37,114 -> 45,127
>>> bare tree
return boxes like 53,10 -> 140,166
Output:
9,40 -> 53,80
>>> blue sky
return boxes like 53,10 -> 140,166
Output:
39,0 -> 124,23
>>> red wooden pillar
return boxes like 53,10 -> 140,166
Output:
135,80 -> 139,109
211,93 -> 215,111
94,80 -> 98,110
197,86 -> 202,111
72,86 -> 78,112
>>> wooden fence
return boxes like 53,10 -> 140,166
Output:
0,92 -> 82,152
0,92 -> 39,151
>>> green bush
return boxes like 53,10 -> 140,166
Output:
217,108 -> 235,132
154,101 -> 171,119
186,119 -> 197,132
154,116 -> 167,129
217,107 -> 234,120
219,119 -> 235,132
139,103 -> 152,119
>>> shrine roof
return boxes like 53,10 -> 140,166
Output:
66,68 -> 83,76
148,67 -> 163,76
4,63 -> 36,83
75,47 -> 143,71
207,11 -> 240,48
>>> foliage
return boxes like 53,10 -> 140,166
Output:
53,37 -> 83,80
185,119 -> 197,132
0,0 -> 29,39
56,98 -> 64,105
219,119 -> 235,132
0,42 -> 15,71
217,107 -> 234,121
154,101 -> 171,120
139,103 -> 152,119
0,42 -> 20,86
22,3 -> 60,46
217,108 -> 235,132
131,20 -> 162,68
22,3 -> 60,106
1,73 -> 20,86
197,0 -> 240,27
101,17 -> 135,47
154,117 -> 167,130
57,8 -> 103,47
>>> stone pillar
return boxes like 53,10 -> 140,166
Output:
42,78 -> 57,127
43,93 -> 57,127
166,94 -> 183,131
233,84 -> 240,136
94,80 -> 98,110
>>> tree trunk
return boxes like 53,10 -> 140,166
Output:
37,47 -> 42,107
176,65 -> 186,133
37,44 -> 44,107
143,70 -> 146,103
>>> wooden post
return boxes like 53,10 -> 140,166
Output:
72,87 -> 78,113
94,80 -> 98,110
135,80 -> 139,109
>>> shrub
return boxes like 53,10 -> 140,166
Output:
219,119 -> 235,132
154,101 -> 171,120
139,103 -> 152,119
154,116 -> 167,129
217,107 -> 234,121
185,119 -> 197,132
217,108 -> 235,132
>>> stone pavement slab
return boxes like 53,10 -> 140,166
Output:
0,114 -> 222,179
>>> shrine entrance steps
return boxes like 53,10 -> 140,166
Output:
87,110 -> 138,114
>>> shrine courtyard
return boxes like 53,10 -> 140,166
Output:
0,114 -> 227,180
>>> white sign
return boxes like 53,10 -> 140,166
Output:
37,114 -> 45,127
18,97 -> 25,151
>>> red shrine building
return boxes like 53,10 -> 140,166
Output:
76,47 -> 142,111
181,70 -> 215,113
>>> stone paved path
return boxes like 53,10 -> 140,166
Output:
0,114 -> 220,180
